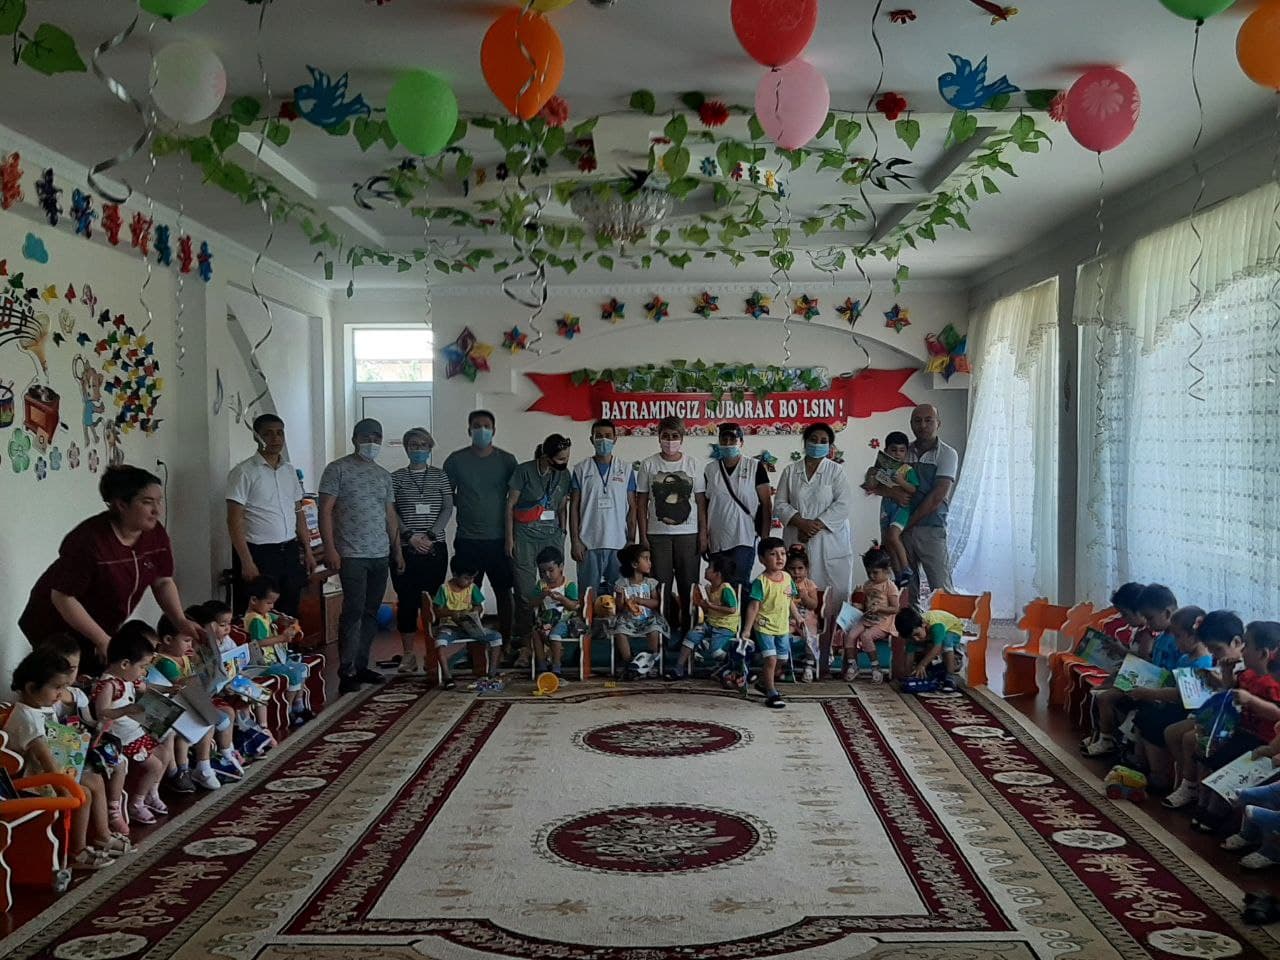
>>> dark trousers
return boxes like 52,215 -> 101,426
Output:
390,546 -> 449,633
337,556 -> 390,677
453,537 -> 515,644
232,539 -> 307,617
712,544 -> 757,593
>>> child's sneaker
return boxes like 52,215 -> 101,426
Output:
764,690 -> 786,709
801,665 -> 814,683
1162,780 -> 1198,809
1222,833 -> 1253,851
242,729 -> 273,758
192,768 -> 222,791
168,768 -> 195,794
398,653 -> 419,674
211,755 -> 243,782
1083,735 -> 1116,757
870,666 -> 885,684
1241,851 -> 1280,870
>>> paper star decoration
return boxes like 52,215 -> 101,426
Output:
693,291 -> 719,318
644,295 -> 669,322
502,325 -> 529,353
884,303 -> 911,332
924,323 -> 970,380
792,294 -> 820,320
441,326 -> 493,381
601,297 -> 625,322
744,291 -> 772,319
836,298 -> 863,326
556,313 -> 581,340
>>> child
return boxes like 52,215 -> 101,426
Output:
91,621 -> 175,828
894,606 -> 964,684
613,543 -> 670,679
862,431 -> 917,584
1221,719 -> 1280,870
1103,582 -> 1147,645
153,615 -> 223,792
532,545 -> 581,678
242,576 -> 312,728
669,555 -> 740,680
740,537 -> 800,709
1084,583 -> 1179,757
833,546 -> 901,684
786,546 -> 821,683
432,557 -> 503,688
186,602 -> 247,780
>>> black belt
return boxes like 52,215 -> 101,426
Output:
249,539 -> 299,550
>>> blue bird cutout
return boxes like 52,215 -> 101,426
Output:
938,54 -> 1020,111
294,65 -> 372,130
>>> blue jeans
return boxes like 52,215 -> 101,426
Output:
1239,782 -> 1280,846
338,556 -> 390,677
578,547 -> 621,595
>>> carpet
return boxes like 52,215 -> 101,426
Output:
5,681 -> 1280,960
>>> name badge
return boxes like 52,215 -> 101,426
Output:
415,503 -> 431,516
539,509 -> 557,522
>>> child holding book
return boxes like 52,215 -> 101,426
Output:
151,616 -> 221,793
432,557 -> 503,688
203,600 -> 275,760
862,431 -> 917,585
668,554 -> 740,680
532,545 -> 581,678
613,543 -> 670,679
243,576 -> 312,728
1103,582 -> 1147,645
186,602 -> 247,779
786,546 -> 822,683
1221,719 -> 1280,870
740,537 -> 800,709
832,546 -> 900,684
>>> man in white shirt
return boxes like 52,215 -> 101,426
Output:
901,403 -> 958,595
226,414 -> 315,616
569,419 -> 636,593
697,422 -> 772,589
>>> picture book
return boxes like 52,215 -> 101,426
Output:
1113,654 -> 1172,693
869,451 -> 913,490
1078,628 -> 1128,673
134,690 -> 186,739
225,674 -> 271,704
835,602 -> 864,632
1173,667 -> 1217,710
1203,753 -> 1280,800
45,719 -> 90,784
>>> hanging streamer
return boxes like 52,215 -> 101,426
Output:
243,0 -> 277,414
172,164 -> 186,375
1269,94 -> 1280,382
855,0 -> 889,327
1092,153 -> 1107,446
1184,21 -> 1207,401
88,6 -> 154,204
138,18 -> 160,334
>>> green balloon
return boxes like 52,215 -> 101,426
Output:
386,71 -> 459,158
1156,0 -> 1236,21
140,0 -> 210,20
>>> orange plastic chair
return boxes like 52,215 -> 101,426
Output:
928,590 -> 993,687
1002,598 -> 1071,698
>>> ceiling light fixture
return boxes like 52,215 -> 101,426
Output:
569,186 -> 672,245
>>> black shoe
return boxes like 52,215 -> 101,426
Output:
338,675 -> 363,694
357,668 -> 386,684
893,569 -> 913,587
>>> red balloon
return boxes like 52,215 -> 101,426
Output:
731,0 -> 818,68
1065,67 -> 1140,154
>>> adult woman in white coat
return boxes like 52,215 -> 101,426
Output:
773,423 -> 855,643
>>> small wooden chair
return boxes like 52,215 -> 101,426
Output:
1002,598 -> 1072,698
928,590 -> 993,687
420,594 -> 491,688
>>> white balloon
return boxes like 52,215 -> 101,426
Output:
150,40 -> 227,125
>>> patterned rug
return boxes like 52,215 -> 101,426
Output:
5,680 -> 1280,960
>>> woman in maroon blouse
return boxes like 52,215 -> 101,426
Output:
19,465 -> 203,674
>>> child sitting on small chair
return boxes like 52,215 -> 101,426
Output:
893,607 -> 963,685
533,545 -> 581,678
833,546 -> 901,684
740,537 -> 800,710
153,615 -> 222,792
243,576 -> 312,728
669,554 -> 740,680
432,557 -> 503,688
189,601 -> 252,774
786,545 -> 822,683
1221,721 -> 1280,870
614,543 -> 670,679
863,431 -> 917,585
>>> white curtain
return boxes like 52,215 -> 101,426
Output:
1075,181 -> 1280,618
949,278 -> 1060,618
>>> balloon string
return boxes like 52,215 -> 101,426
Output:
88,6 -> 152,203
857,0 -> 887,322
138,17 -> 158,334
174,163 -> 186,376
244,0 -> 276,413
1268,93 -> 1280,383
515,0 -> 547,122
1185,20 -> 1206,402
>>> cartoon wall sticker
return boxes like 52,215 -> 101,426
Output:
22,232 -> 48,263
35,169 -> 61,226
1,152 -> 22,210
72,354 -> 105,446
70,189 -> 96,239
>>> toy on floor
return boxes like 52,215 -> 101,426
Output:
900,661 -> 954,695
1104,765 -> 1149,802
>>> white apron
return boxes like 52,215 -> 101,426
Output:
773,458 -> 855,615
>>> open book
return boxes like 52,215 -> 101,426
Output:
1203,752 -> 1280,800
1173,667 -> 1217,710
1113,654 -> 1172,693
1077,628 -> 1128,674
134,690 -> 186,740
835,602 -> 864,632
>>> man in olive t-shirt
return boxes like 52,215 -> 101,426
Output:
442,409 -> 518,648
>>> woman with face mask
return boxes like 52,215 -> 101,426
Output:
506,433 -> 573,663
773,422 -> 854,664
389,427 -> 453,674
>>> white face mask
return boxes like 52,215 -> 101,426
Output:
660,439 -> 682,456
357,442 -> 381,462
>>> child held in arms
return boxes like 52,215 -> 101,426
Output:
242,576 -> 312,728
740,537 -> 800,710
862,431 -> 918,585
432,557 -> 503,689
532,545 -> 581,679
668,554 -> 740,680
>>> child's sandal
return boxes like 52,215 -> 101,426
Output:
72,847 -> 113,870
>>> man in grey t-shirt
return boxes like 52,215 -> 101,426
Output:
319,418 -> 404,693
901,404 -> 958,595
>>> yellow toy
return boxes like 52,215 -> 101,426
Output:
1104,765 -> 1148,802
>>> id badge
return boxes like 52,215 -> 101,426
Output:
539,509 -> 557,522
415,503 -> 431,515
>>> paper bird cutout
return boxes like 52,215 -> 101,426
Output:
294,65 -> 372,129
939,54 -> 1019,110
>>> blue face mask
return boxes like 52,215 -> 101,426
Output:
805,442 -> 830,460
593,438 -> 615,456
717,444 -> 741,460
357,442 -> 381,462
408,449 -> 431,466
471,427 -> 494,449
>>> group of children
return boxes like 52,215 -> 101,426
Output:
3,577 -> 313,872
1080,581 -> 1280,870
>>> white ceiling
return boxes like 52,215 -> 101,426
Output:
0,0 -> 1273,286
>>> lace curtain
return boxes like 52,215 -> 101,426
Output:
949,278 -> 1060,618
1075,181 -> 1280,617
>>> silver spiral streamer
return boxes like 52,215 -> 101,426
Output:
1185,22 -> 1207,402
138,18 -> 159,334
1092,153 -> 1106,446
244,0 -> 277,413
173,163 -> 186,375
1268,94 -> 1280,382
88,5 -> 153,203
856,0 -> 888,322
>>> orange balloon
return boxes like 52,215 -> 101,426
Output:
480,9 -> 565,120
1238,3 -> 1280,90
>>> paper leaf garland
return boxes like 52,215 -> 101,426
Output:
745,290 -> 772,319
792,294 -> 820,320
556,313 -> 581,339
644,295 -> 669,322
601,297 -> 624,322
442,326 -> 493,381
836,297 -> 863,326
924,322 -> 969,379
502,325 -> 529,353
693,291 -> 719,318
884,303 -> 911,332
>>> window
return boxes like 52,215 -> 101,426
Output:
353,328 -> 433,383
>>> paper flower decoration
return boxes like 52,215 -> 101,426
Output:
441,326 -> 493,381
1049,91 -> 1068,123
693,292 -> 719,318
869,438 -> 881,449
644,295 -> 669,322
745,291 -> 772,319
538,95 -> 569,128
699,157 -> 719,177
601,297 -> 625,322
875,92 -> 909,121
49,446 -> 62,471
884,303 -> 911,332
698,100 -> 730,127
8,428 -> 31,473
68,442 -> 80,469
925,323 -> 970,380
502,325 -> 529,353
556,313 -> 581,339
88,448 -> 100,473
792,294 -> 820,320
888,9 -> 917,23
836,298 -> 863,326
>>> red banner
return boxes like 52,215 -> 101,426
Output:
526,368 -> 916,434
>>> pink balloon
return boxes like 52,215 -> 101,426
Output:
1065,67 -> 1141,154
754,59 -> 830,151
